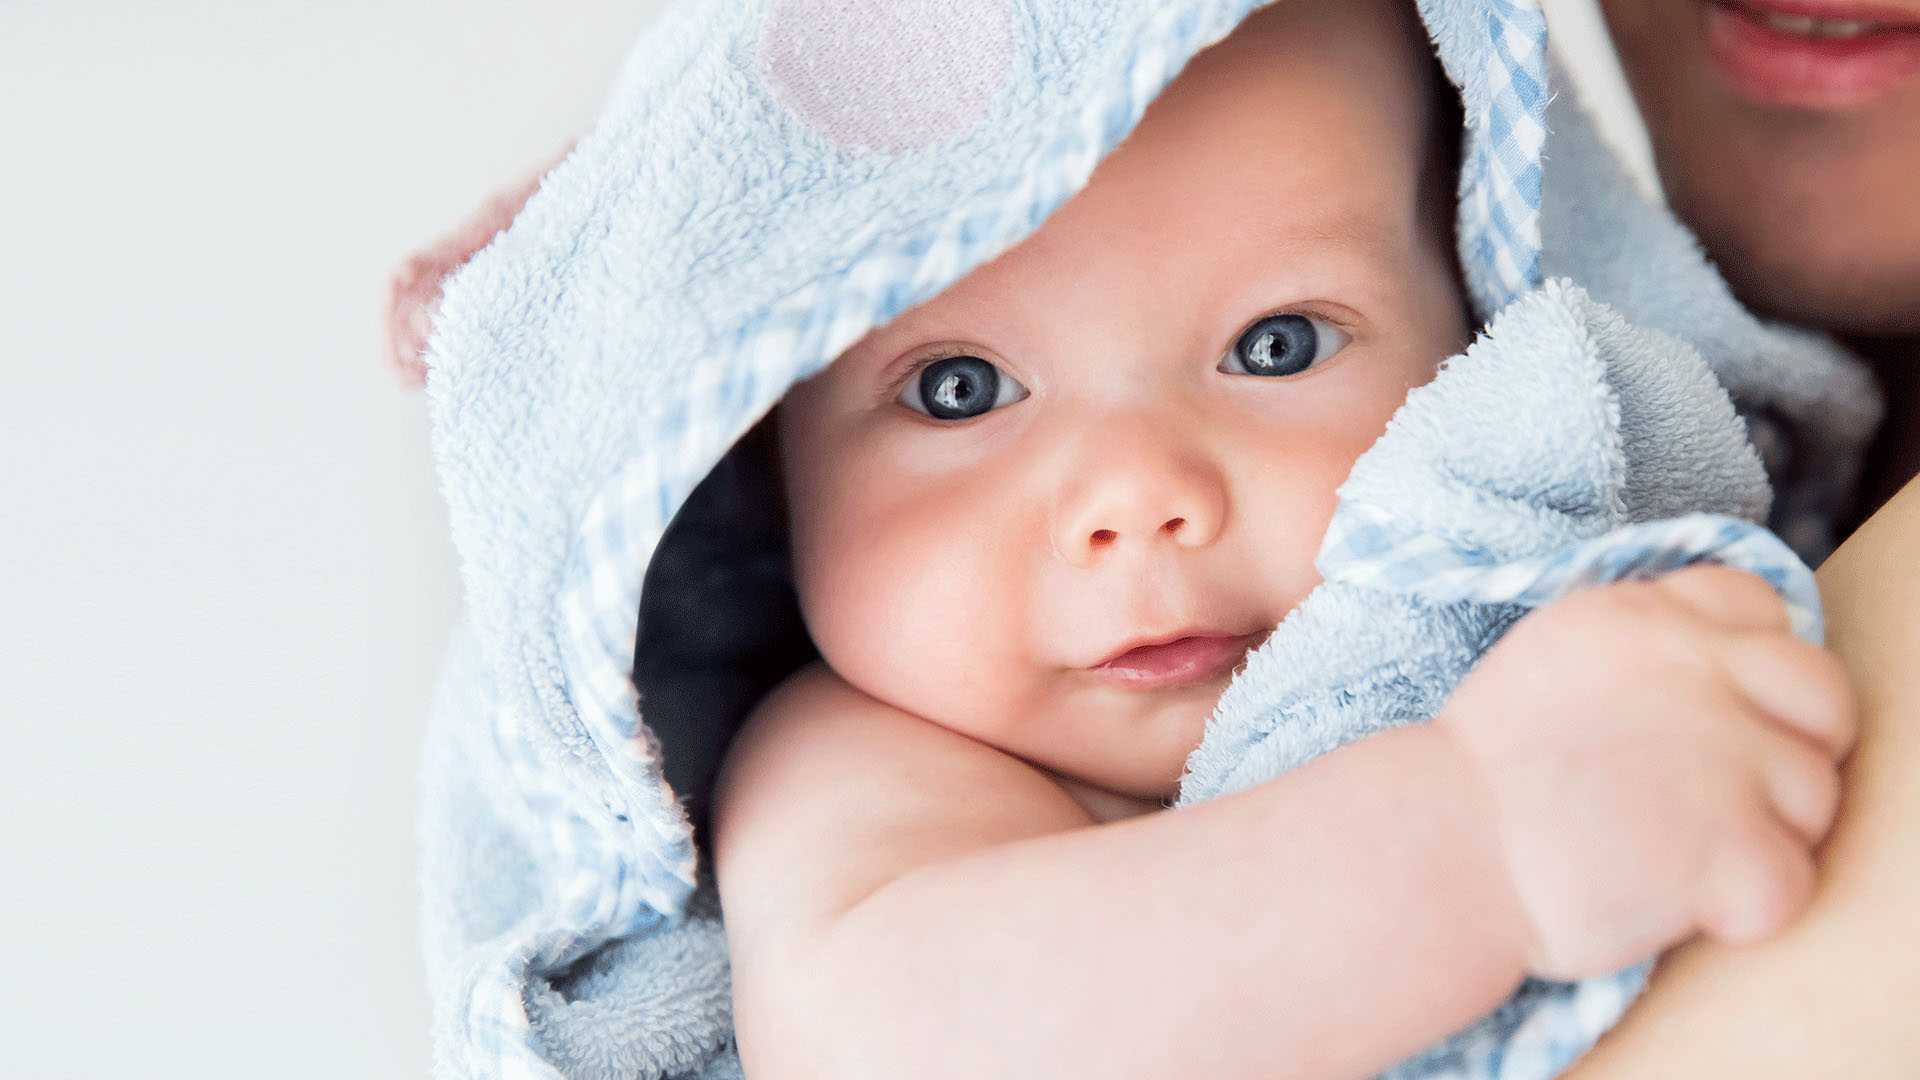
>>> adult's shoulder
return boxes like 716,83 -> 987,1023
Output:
1562,478 -> 1920,1077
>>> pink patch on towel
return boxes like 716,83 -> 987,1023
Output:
758,0 -> 1014,155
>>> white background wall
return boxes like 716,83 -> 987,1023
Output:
0,2 -> 1644,1076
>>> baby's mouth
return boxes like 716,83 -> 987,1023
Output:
1087,630 -> 1270,691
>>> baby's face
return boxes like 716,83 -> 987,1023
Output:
776,0 -> 1469,802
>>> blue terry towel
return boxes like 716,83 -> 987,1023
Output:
415,1 -> 1882,1078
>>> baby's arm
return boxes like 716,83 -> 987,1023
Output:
712,567 -> 1853,1079
716,663 -> 1528,1080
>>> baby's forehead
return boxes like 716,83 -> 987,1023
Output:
1046,5 -> 1439,254
836,0 -> 1452,361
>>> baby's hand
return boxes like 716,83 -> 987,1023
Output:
1434,565 -> 1856,982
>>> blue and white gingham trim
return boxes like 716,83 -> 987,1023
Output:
1382,961 -> 1652,1080
1319,504 -> 1824,644
1460,0 -> 1548,315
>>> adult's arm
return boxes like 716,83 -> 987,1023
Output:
1563,476 -> 1920,1077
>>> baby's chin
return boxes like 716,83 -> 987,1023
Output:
1019,669 -> 1233,799
839,652 -> 1232,800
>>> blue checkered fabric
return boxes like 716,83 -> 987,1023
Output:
1320,507 -> 1823,641
1468,0 -> 1548,313
1383,962 -> 1654,1080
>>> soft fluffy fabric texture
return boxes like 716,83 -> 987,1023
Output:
415,1 -> 1880,1078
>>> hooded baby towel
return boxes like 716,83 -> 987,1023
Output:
416,1 -> 1881,1078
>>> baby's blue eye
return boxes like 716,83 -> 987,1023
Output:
1218,313 -> 1349,377
898,355 -> 1029,420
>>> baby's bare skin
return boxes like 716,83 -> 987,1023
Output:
717,654 -> 1535,1079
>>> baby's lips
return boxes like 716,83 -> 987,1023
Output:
1087,631 -> 1268,690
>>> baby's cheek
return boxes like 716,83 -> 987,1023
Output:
795,478 -> 1017,722
1235,411 -> 1380,598
1257,478 -> 1344,599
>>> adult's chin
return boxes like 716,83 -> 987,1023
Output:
1681,194 -> 1920,337
1601,0 -> 1920,339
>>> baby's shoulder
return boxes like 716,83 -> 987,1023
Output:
709,660 -> 1093,948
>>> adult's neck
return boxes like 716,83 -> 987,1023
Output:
1848,334 -> 1920,531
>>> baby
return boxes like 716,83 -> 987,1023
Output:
705,0 -> 1855,1077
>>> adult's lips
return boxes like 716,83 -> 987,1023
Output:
1086,629 -> 1271,691
1702,0 -> 1920,108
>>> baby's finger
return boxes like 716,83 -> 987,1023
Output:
1651,564 -> 1791,633
1697,813 -> 1816,946
1721,632 -> 1859,759
1754,723 -> 1844,845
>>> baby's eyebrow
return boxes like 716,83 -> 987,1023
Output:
847,308 -> 987,370
1246,206 -> 1386,252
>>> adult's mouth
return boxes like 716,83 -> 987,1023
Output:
1086,628 -> 1271,691
1701,0 -> 1920,108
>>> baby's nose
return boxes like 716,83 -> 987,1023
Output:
1086,517 -> 1188,548
1052,447 -> 1227,569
